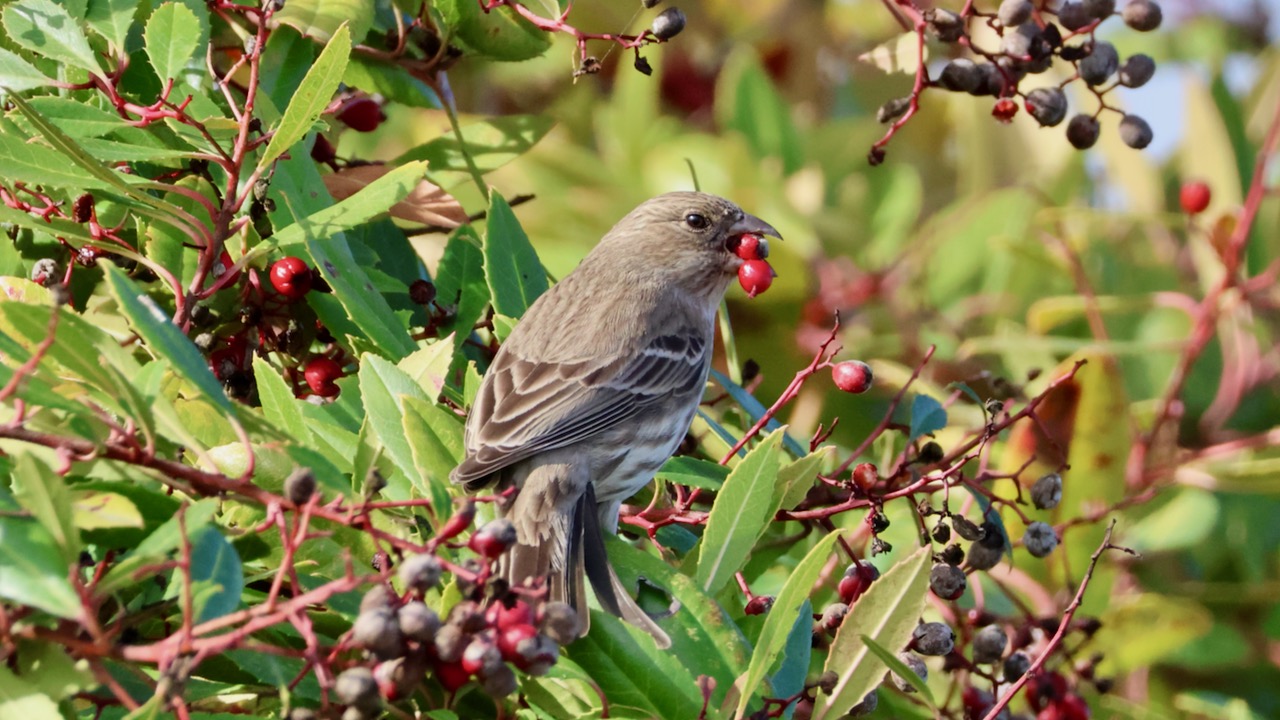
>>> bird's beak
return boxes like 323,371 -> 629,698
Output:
730,213 -> 783,241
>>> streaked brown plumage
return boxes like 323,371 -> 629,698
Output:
451,192 -> 780,647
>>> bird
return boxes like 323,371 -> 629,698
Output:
450,191 -> 781,648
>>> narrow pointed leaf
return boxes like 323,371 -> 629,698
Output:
259,23 -> 350,170
696,429 -> 784,594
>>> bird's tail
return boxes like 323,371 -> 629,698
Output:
501,473 -> 671,649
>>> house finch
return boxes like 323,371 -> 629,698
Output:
451,192 -> 781,648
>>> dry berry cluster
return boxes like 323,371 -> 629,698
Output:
872,0 -> 1165,163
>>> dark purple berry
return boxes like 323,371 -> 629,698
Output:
1079,41 -> 1119,85
1023,521 -> 1059,557
1066,113 -> 1101,149
1025,87 -> 1068,127
650,7 -> 686,40
972,624 -> 1008,664
912,621 -> 955,656
1119,114 -> 1153,149
1122,0 -> 1162,31
1031,472 -> 1063,509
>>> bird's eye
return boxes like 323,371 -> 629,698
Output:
684,213 -> 709,230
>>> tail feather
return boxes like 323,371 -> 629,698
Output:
581,484 -> 672,649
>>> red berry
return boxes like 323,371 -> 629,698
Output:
738,259 -> 774,297
433,660 -> 472,692
837,572 -> 865,604
832,360 -> 873,393
1179,180 -> 1211,215
1057,694 -> 1091,720
744,595 -> 774,615
992,98 -> 1019,123
337,97 -> 386,132
304,357 -> 342,397
851,462 -> 879,491
487,599 -> 535,630
209,347 -> 242,380
1027,671 -> 1069,711
311,134 -> 337,163
731,234 -> 768,261
468,518 -> 517,559
212,250 -> 241,287
270,256 -> 313,300
496,623 -> 538,663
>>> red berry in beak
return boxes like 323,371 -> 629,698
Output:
738,259 -> 774,297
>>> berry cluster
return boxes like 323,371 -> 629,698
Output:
728,233 -> 776,297
325,513 -> 579,717
873,0 -> 1165,163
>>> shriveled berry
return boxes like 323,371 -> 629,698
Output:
1003,650 -> 1033,680
998,0 -> 1033,26
820,602 -> 848,634
931,521 -> 951,543
1031,472 -> 1063,509
398,601 -> 440,642
966,540 -> 1003,571
912,622 -> 955,656
889,651 -> 927,692
979,520 -> 1006,549
929,563 -> 966,600
1023,521 -> 1058,557
953,516 -> 984,542
481,663 -> 518,697
927,8 -> 965,42
869,511 -> 890,533
1082,0 -> 1116,18
1122,0 -> 1162,31
30,258 -> 58,286
1079,41 -> 1119,85
744,595 -> 774,615
1118,53 -> 1156,88
1025,87 -> 1068,127
1119,114 -> 1153,149
1066,113 -> 1101,149
285,468 -> 316,505
334,667 -> 380,710
939,58 -> 981,93
972,624 -> 1008,664
270,256 -> 313,299
304,357 -> 343,398
992,98 -> 1019,123
650,7 -> 686,40
352,607 -> 403,660
409,279 -> 437,305
1057,1 -> 1091,31
832,360 -> 873,393
738,259 -> 774,297
539,601 -> 582,644
399,553 -> 443,594
469,518 -> 517,559
337,97 -> 386,132
939,543 -> 965,566
1180,181 -> 1211,215
877,96 -> 911,124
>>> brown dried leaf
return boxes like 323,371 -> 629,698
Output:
322,164 -> 468,228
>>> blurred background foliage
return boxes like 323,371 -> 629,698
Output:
359,0 -> 1280,715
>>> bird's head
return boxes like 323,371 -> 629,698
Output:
599,191 -> 782,300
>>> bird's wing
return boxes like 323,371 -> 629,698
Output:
452,329 -> 709,487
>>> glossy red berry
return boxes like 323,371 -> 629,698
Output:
303,357 -> 342,397
270,256 -> 313,300
487,599 -> 535,630
433,659 -> 472,692
337,97 -> 386,132
730,234 -> 768,261
1179,181 -> 1211,215
738,259 -> 774,297
744,595 -> 774,615
496,623 -> 538,663
832,360 -> 873,393
468,518 -> 517,559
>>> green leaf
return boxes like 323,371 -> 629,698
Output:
143,2 -> 199,80
734,530 -> 842,719
85,0 -> 137,50
567,613 -> 705,718
104,265 -> 233,413
274,0 -> 373,42
19,97 -> 126,138
10,453 -> 79,563
1123,487 -> 1219,553
696,429 -> 784,594
0,515 -> 81,618
814,545 -> 931,719
180,527 -> 244,623
0,664 -> 63,719
396,115 -> 555,173
0,47 -> 53,93
861,635 -> 936,707
401,395 -> 465,519
908,394 -> 947,441
71,489 -> 144,531
357,355 -> 434,481
252,356 -> 311,443
717,49 -> 801,174
434,0 -> 551,62
771,599 -> 813,717
483,189 -> 548,319
2,0 -> 101,74
777,445 -> 833,511
433,225 -> 488,354
98,498 -> 218,594
259,23 -> 351,170
656,456 -> 731,491
0,131 -> 115,190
